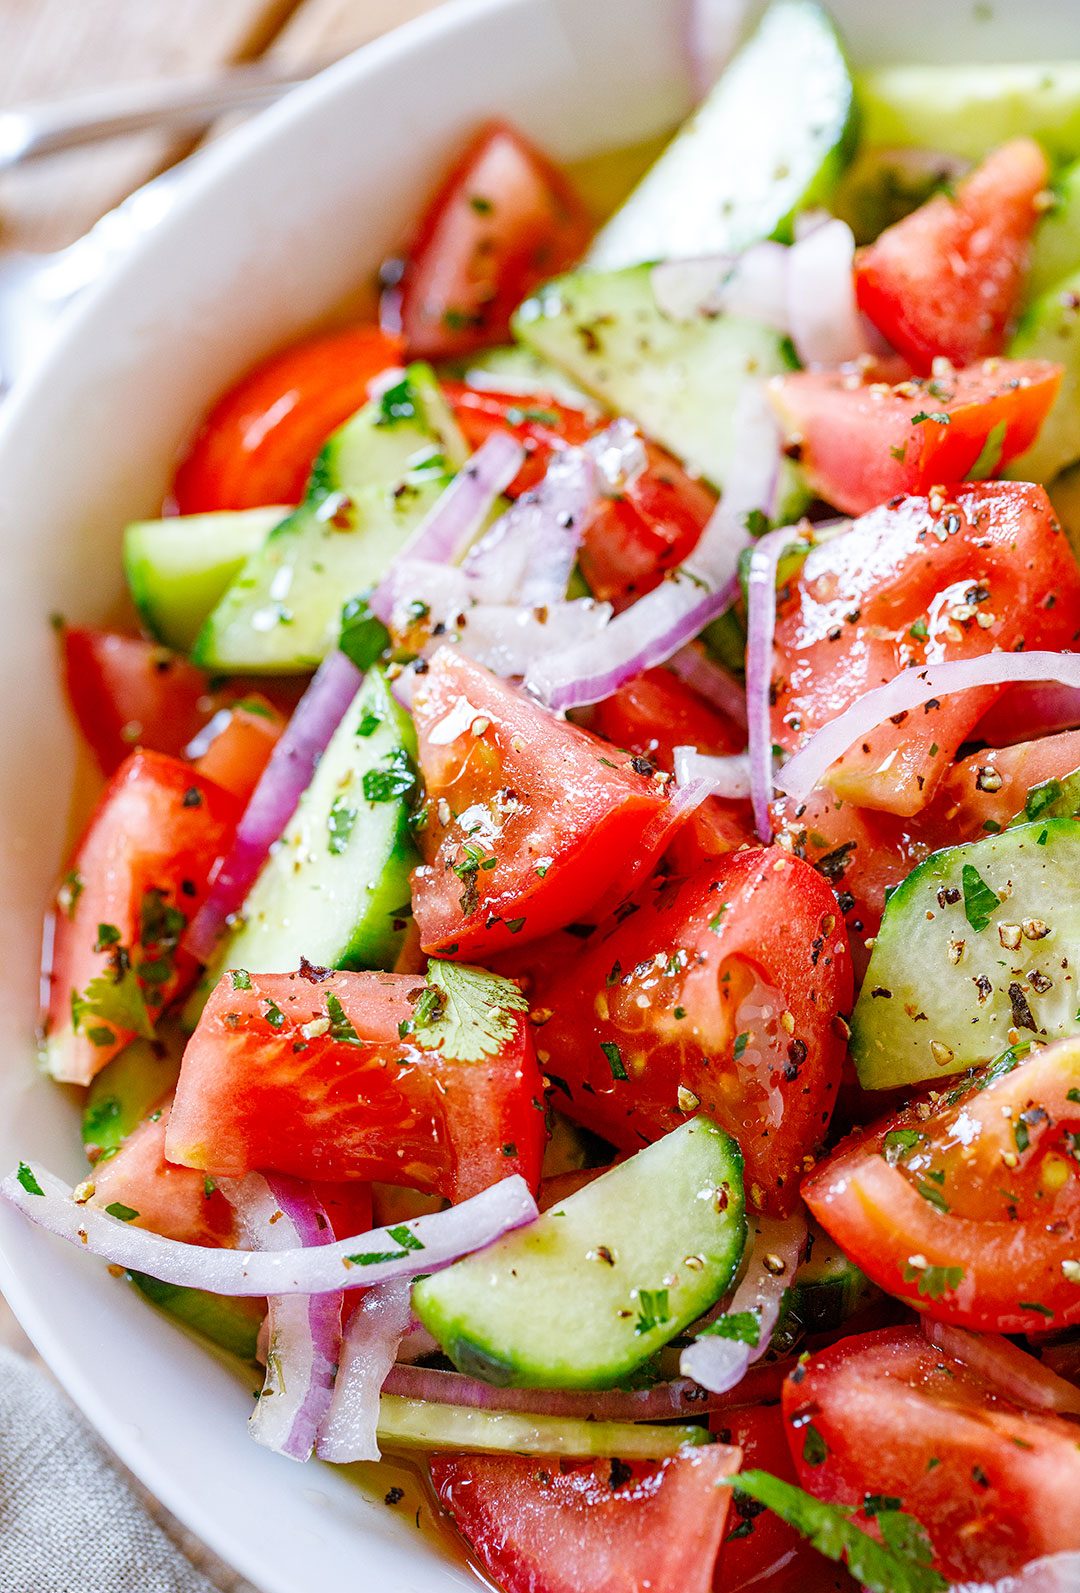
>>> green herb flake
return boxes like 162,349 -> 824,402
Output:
909,618 -> 929,642
356,710 -> 383,738
733,1032 -> 750,1061
1014,1118 -> 1030,1153
94,923 -> 122,951
411,961 -> 528,1062
230,969 -> 252,990
58,870 -> 84,918
326,992 -> 361,1045
378,377 -> 418,425
105,1202 -> 139,1222
263,1001 -> 286,1030
902,1261 -> 964,1300
71,969 -> 155,1042
960,863 -> 999,933
915,1180 -> 950,1214
911,411 -> 951,426
634,1287 -> 671,1335
327,795 -> 358,856
708,906 -> 729,933
883,1129 -> 923,1164
16,1162 -> 44,1197
363,746 -> 417,805
966,419 -> 1007,482
339,594 -> 391,671
802,1424 -> 828,1467
386,1224 -> 424,1253
703,1309 -> 760,1347
601,1041 -> 629,1081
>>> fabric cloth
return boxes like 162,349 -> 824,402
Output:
0,1345 -> 230,1593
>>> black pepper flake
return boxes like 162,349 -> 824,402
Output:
1008,982 -> 1038,1032
609,1458 -> 633,1491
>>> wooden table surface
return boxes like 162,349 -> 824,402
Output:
0,0 -> 447,254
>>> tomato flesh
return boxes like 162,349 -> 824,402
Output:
399,122 -> 592,361
190,698 -> 285,804
803,1036 -> 1080,1334
411,648 -> 672,959
783,1326 -> 1080,1582
525,849 -> 852,1213
768,359 -> 1062,517
90,1102 -> 236,1246
429,1444 -> 741,1593
172,324 -> 403,515
166,968 -> 545,1203
44,751 -> 241,1085
771,482 -> 1080,816
854,139 -> 1049,372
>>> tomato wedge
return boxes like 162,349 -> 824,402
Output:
768,359 -> 1062,517
172,324 -> 403,515
429,1444 -> 741,1593
89,1102 -> 236,1246
43,752 -> 241,1086
771,482 -> 1080,816
410,648 -> 672,959
166,967 -> 545,1203
525,849 -> 852,1213
399,122 -> 592,361
190,698 -> 285,804
783,1326 -> 1080,1582
803,1036 -> 1080,1334
855,139 -> 1049,372
443,382 -> 597,496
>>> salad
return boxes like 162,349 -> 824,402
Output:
14,1 -> 1080,1587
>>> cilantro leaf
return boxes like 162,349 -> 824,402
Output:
960,863 -> 999,933
902,1261 -> 964,1300
71,968 -> 154,1041
412,961 -> 528,1062
726,1471 -> 946,1593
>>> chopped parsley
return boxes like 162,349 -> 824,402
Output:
263,1000 -> 286,1030
326,992 -> 361,1044
339,594 -> 390,671
327,795 -> 358,855
601,1041 -> 628,1081
16,1162 -> 44,1197
410,961 -> 528,1062
960,863 -> 999,933
105,1202 -> 139,1222
902,1261 -> 964,1300
733,1032 -> 750,1061
363,746 -> 417,805
356,710 -> 383,738
230,969 -> 252,990
701,1309 -> 760,1347
634,1288 -> 671,1335
910,411 -> 951,426
94,923 -> 121,951
386,1224 -> 424,1253
882,1129 -> 923,1164
966,419 -> 1007,482
908,618 -> 929,642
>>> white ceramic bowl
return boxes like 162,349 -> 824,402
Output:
3,1 -> 1080,1587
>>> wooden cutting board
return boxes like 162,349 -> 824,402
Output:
0,0 -> 447,253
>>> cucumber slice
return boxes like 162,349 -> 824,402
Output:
185,667 -> 418,1023
123,507 -> 285,651
1008,767 -> 1080,827
851,820 -> 1080,1090
514,265 -> 802,501
129,1272 -> 263,1361
830,145 -> 960,246
587,0 -> 855,268
1007,266 -> 1080,484
374,1395 -> 705,1459
414,1118 -> 746,1390
784,1229 -> 876,1335
82,1038 -> 181,1161
192,365 -> 466,672
857,62 -> 1080,164
1029,160 -> 1080,302
1049,460 -> 1080,560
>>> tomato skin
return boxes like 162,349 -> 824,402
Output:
190,699 -> 285,804
410,648 -> 671,959
928,727 -> 1080,836
855,140 -> 1049,372
711,1403 -> 825,1593
526,849 -> 852,1214
803,1036 -> 1080,1335
783,1326 -> 1080,1582
771,482 -> 1080,817
62,629 -> 218,775
429,1444 -> 741,1593
166,968 -> 545,1203
399,122 -> 592,361
768,359 -> 1062,517
44,752 -> 241,1086
172,324 -> 403,515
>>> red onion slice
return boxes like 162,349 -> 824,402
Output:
651,242 -> 790,328
744,526 -> 796,840
922,1320 -> 1080,1418
951,1555 -> 1080,1593
184,649 -> 362,963
225,1174 -> 341,1462
2,1164 -> 537,1296
775,651 -> 1080,805
369,431 -> 525,623
439,598 -> 612,680
680,1211 -> 806,1394
787,218 -> 873,369
674,747 -> 750,800
316,1279 -> 413,1464
668,644 -> 748,728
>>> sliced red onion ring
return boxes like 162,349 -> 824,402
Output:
951,1555 -> 1080,1593
224,1174 -> 341,1462
775,651 -> 1080,805
922,1320 -> 1080,1418
441,598 -> 613,680
674,747 -> 751,800
787,218 -> 873,369
683,0 -> 749,99
316,1279 -> 413,1464
368,431 -> 525,624
744,526 -> 796,841
668,644 -> 748,728
651,242 -> 790,328
2,1164 -> 537,1296
184,649 -> 362,964
680,1211 -> 806,1394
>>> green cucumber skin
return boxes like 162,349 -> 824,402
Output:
1028,159 -> 1080,303
857,62 -> 1080,165
81,1039 -> 181,1160
129,1273 -> 262,1362
414,1118 -> 747,1390
851,819 -> 1080,1090
1007,266 -> 1080,484
587,0 -> 856,267
122,507 -> 284,652
184,667 -> 418,1025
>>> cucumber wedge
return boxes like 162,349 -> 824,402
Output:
82,1037 -> 182,1162
123,507 -> 285,651
588,0 -> 856,267
1007,267 -> 1080,484
1029,159 -> 1080,302
129,1272 -> 263,1362
192,365 -> 466,672
374,1396 -> 705,1459
851,820 -> 1080,1090
785,1228 -> 876,1335
185,667 -> 417,1022
414,1118 -> 746,1389
857,62 -> 1080,164
514,265 -> 800,500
